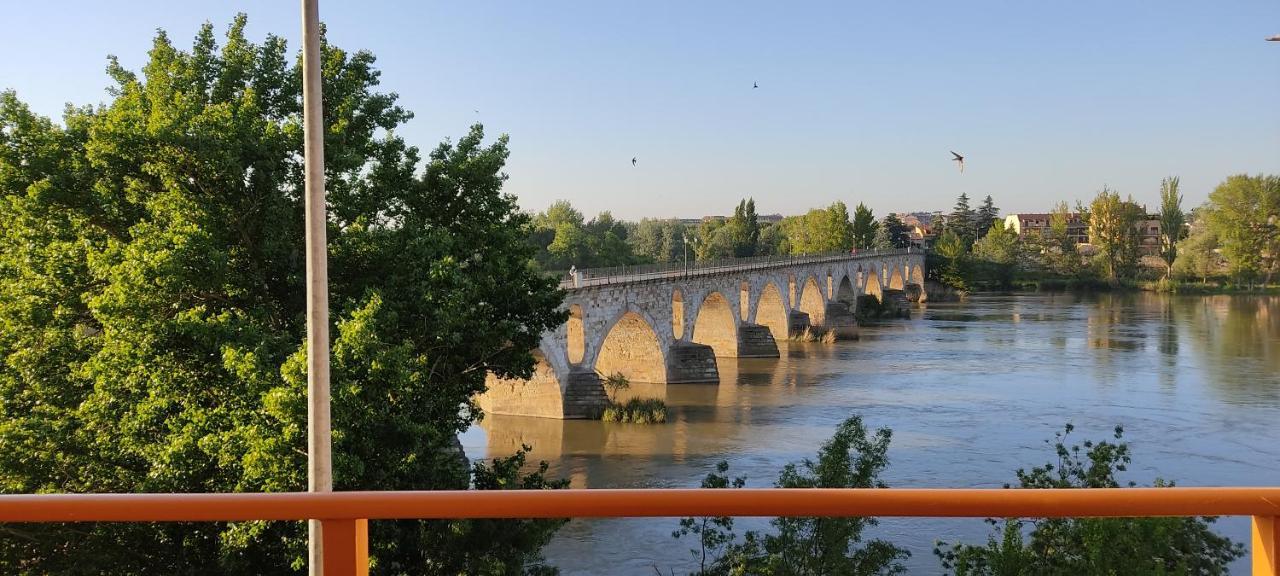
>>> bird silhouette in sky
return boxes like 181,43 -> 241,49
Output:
951,151 -> 965,173
632,157 -> 637,167
753,82 -> 758,89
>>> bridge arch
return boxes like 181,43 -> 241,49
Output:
865,267 -> 883,301
910,264 -> 925,286
835,274 -> 858,306
596,310 -> 667,383
692,291 -> 739,357
739,282 -> 750,322
798,275 -> 826,327
888,266 -> 905,291
479,347 -> 568,419
754,282 -> 789,341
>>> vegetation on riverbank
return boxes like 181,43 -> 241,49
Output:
931,174 -> 1279,296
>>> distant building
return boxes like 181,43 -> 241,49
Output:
1004,213 -> 1088,245
897,213 -> 937,248
1004,212 -> 1162,255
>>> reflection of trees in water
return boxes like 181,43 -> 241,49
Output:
1176,295 -> 1280,403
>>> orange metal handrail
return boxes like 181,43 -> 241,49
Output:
1,488 -> 1276,575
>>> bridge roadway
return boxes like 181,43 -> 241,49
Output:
480,249 -> 926,419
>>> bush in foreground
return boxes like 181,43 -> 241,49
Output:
673,415 -> 909,575
934,424 -> 1244,575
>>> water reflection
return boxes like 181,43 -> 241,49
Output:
465,293 -> 1280,575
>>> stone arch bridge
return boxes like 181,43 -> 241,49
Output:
479,249 -> 926,419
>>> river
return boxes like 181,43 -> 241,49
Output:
460,292 -> 1280,574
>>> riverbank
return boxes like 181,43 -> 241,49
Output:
979,277 -> 1280,296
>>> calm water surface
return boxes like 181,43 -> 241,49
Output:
461,293 -> 1280,575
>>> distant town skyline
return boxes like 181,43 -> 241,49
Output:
3,1 -> 1278,219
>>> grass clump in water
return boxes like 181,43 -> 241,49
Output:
598,372 -> 668,424
602,398 -> 668,424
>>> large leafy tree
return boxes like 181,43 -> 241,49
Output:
1158,177 -> 1186,279
1087,187 -> 1143,283
0,16 -> 566,574
1203,174 -> 1280,287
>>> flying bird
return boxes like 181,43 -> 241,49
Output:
950,151 -> 965,173
753,82 -> 758,89
632,157 -> 637,167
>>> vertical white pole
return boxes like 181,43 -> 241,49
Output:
301,0 -> 332,574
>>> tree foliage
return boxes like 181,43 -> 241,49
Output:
935,425 -> 1243,576
852,202 -> 879,249
0,17 -> 565,574
530,201 -> 639,269
784,202 -> 854,254
948,192 -> 976,245
971,220 -> 1020,288
975,195 -> 1000,240
673,416 -> 908,575
1158,176 -> 1185,279
1201,174 -> 1280,287
1087,187 -> 1144,283
882,213 -> 911,249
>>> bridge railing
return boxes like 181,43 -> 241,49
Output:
555,247 -> 921,289
1,487 -> 1277,575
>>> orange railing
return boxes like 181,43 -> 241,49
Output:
2,488 -> 1278,575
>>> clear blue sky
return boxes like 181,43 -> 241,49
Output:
4,1 -> 1278,219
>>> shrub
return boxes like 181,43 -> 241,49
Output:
934,424 -> 1244,575
602,398 -> 668,424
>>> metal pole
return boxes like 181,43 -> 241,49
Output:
301,0 -> 332,573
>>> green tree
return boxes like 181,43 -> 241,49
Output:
935,425 -> 1243,575
782,203 -> 854,254
1158,177 -> 1186,279
1043,201 -> 1080,276
975,195 -> 1000,239
1203,174 -> 1280,287
757,222 -> 788,256
1088,187 -> 1144,283
629,218 -> 685,263
882,213 -> 911,249
1172,219 -> 1221,284
933,229 -> 970,291
949,192 -> 976,245
674,416 -> 908,575
872,223 -> 894,250
972,220 -> 1020,288
852,202 -> 879,249
0,18 -> 565,574
724,198 -> 760,257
